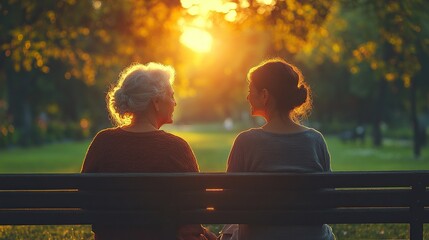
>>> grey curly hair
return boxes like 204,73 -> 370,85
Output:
107,62 -> 175,126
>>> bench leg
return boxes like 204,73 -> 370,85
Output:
410,182 -> 425,240
410,222 -> 423,240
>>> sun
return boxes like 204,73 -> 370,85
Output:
180,26 -> 213,53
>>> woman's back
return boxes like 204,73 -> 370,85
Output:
225,58 -> 334,240
227,128 -> 330,173
227,128 -> 333,240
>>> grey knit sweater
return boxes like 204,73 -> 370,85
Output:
226,128 -> 334,240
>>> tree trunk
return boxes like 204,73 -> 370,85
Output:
372,78 -> 386,147
6,65 -> 33,146
410,77 -> 421,158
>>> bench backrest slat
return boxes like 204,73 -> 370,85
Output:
1,171 -> 428,189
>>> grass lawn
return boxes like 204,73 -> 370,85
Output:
0,124 -> 428,239
1,126 -> 428,173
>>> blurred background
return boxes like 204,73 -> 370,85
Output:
0,1 -> 429,238
0,0 -> 428,168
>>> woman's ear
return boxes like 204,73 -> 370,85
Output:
152,97 -> 160,112
261,88 -> 270,106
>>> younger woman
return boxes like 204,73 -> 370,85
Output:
225,58 -> 334,240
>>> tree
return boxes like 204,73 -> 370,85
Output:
0,0 -> 105,144
0,0 -> 342,146
297,0 -> 429,156
0,0 -> 185,145
351,0 -> 429,156
175,0 -> 333,122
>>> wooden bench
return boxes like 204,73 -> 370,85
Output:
0,171 -> 428,239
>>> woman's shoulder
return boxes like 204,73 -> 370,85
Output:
93,127 -> 121,138
305,128 -> 326,139
93,128 -> 189,143
237,127 -> 326,142
91,127 -> 142,143
236,128 -> 260,137
233,128 -> 264,144
160,131 -> 190,145
299,128 -> 329,148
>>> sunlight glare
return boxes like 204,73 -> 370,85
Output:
256,0 -> 276,5
240,0 -> 250,8
180,27 -> 213,53
181,0 -> 239,22
225,10 -> 237,22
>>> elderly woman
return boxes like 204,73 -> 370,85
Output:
82,63 -> 215,240
222,58 -> 335,240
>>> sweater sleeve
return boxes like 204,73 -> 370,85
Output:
173,137 -> 199,172
81,132 -> 104,173
227,134 -> 246,173
322,142 -> 331,172
318,134 -> 331,172
181,140 -> 199,172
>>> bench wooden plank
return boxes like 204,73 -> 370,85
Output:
1,171 -> 428,189
0,189 -> 413,209
0,208 -> 418,225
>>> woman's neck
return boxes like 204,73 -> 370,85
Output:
262,113 -> 308,134
121,115 -> 160,132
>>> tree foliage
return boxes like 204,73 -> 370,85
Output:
297,0 -> 429,155
0,0 -> 428,155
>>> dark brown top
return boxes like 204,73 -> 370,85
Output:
82,128 -> 199,173
81,127 -> 199,240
